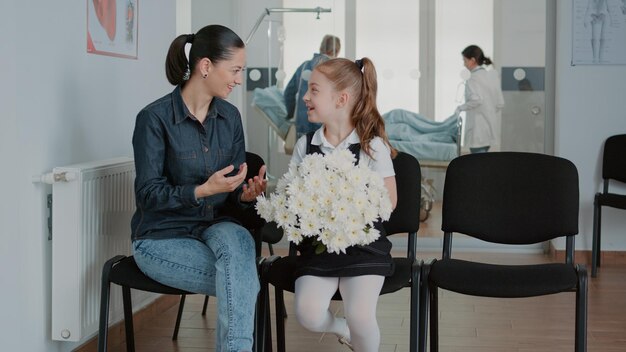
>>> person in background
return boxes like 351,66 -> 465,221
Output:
289,57 -> 397,352
455,44 -> 504,154
131,24 -> 266,352
284,34 -> 341,138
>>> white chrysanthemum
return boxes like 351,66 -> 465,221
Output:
362,205 -> 379,225
364,227 -> 381,244
255,195 -> 274,220
352,192 -> 369,212
378,195 -> 393,221
300,218 -> 320,237
328,234 -> 349,254
285,226 -> 303,244
275,207 -> 297,228
331,199 -> 351,223
318,228 -> 332,246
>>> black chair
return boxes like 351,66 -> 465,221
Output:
258,151 -> 422,352
419,152 -> 587,352
592,134 -> 626,277
97,151 -> 272,352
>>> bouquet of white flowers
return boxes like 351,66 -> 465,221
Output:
255,149 -> 393,254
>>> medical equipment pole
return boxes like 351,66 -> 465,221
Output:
244,7 -> 332,181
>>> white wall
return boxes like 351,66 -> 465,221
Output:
553,0 -> 626,251
0,1 -> 175,350
0,2 -> 20,352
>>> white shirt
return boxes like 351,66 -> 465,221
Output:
458,67 -> 505,148
290,127 -> 395,178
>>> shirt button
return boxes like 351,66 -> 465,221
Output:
203,146 -> 209,153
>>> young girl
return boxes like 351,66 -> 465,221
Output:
289,57 -> 397,352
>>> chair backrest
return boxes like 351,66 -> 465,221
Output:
218,152 -> 266,230
245,151 -> 265,180
384,152 -> 421,236
602,134 -> 626,184
442,152 -> 579,245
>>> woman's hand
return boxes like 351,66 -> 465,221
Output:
195,164 -> 247,199
240,164 -> 267,202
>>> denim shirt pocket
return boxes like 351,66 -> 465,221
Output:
167,149 -> 198,184
209,147 -> 236,175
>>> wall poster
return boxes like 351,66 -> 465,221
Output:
87,0 -> 138,59
572,0 -> 626,65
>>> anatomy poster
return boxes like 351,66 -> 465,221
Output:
87,0 -> 138,59
572,0 -> 626,65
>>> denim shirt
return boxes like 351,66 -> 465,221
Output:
283,53 -> 329,138
131,86 -> 247,241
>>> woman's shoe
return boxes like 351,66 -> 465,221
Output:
337,335 -> 354,351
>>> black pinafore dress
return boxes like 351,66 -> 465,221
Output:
293,132 -> 395,278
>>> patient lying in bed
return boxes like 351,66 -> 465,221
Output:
384,109 -> 460,161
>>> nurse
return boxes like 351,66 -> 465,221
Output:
455,45 -> 505,153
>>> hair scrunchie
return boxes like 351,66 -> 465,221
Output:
355,59 -> 364,70
186,33 -> 195,44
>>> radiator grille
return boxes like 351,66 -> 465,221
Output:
51,158 -> 153,342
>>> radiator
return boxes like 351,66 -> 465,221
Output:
49,157 -> 153,342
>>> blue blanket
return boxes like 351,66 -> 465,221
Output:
384,109 -> 459,161
251,86 -> 292,140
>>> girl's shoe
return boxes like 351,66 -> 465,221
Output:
337,335 -> 354,351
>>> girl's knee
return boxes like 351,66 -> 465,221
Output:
295,303 -> 327,332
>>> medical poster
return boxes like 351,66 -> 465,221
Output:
572,0 -> 626,65
87,0 -> 138,59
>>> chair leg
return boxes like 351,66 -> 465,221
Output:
256,277 -> 273,352
172,294 -> 186,340
592,201 -> 602,277
429,287 -> 439,352
410,260 -> 422,352
254,287 -> 262,352
97,255 -> 125,352
575,265 -> 588,352
202,295 -> 209,315
97,281 -> 111,352
276,289 -> 286,352
122,286 -> 136,352
257,258 -> 273,352
418,263 -> 431,352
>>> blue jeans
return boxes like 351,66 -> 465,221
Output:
132,222 -> 259,352
470,146 -> 490,154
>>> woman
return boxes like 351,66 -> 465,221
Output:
456,45 -> 504,153
131,25 -> 266,352
290,57 -> 397,352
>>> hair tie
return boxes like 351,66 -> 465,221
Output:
186,33 -> 195,44
355,59 -> 364,70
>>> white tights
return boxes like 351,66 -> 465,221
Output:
294,275 -> 385,352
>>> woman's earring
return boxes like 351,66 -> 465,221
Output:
202,73 -> 207,79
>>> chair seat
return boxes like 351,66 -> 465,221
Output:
597,192 -> 626,210
429,258 -> 578,298
267,256 -> 415,297
109,256 -> 191,295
